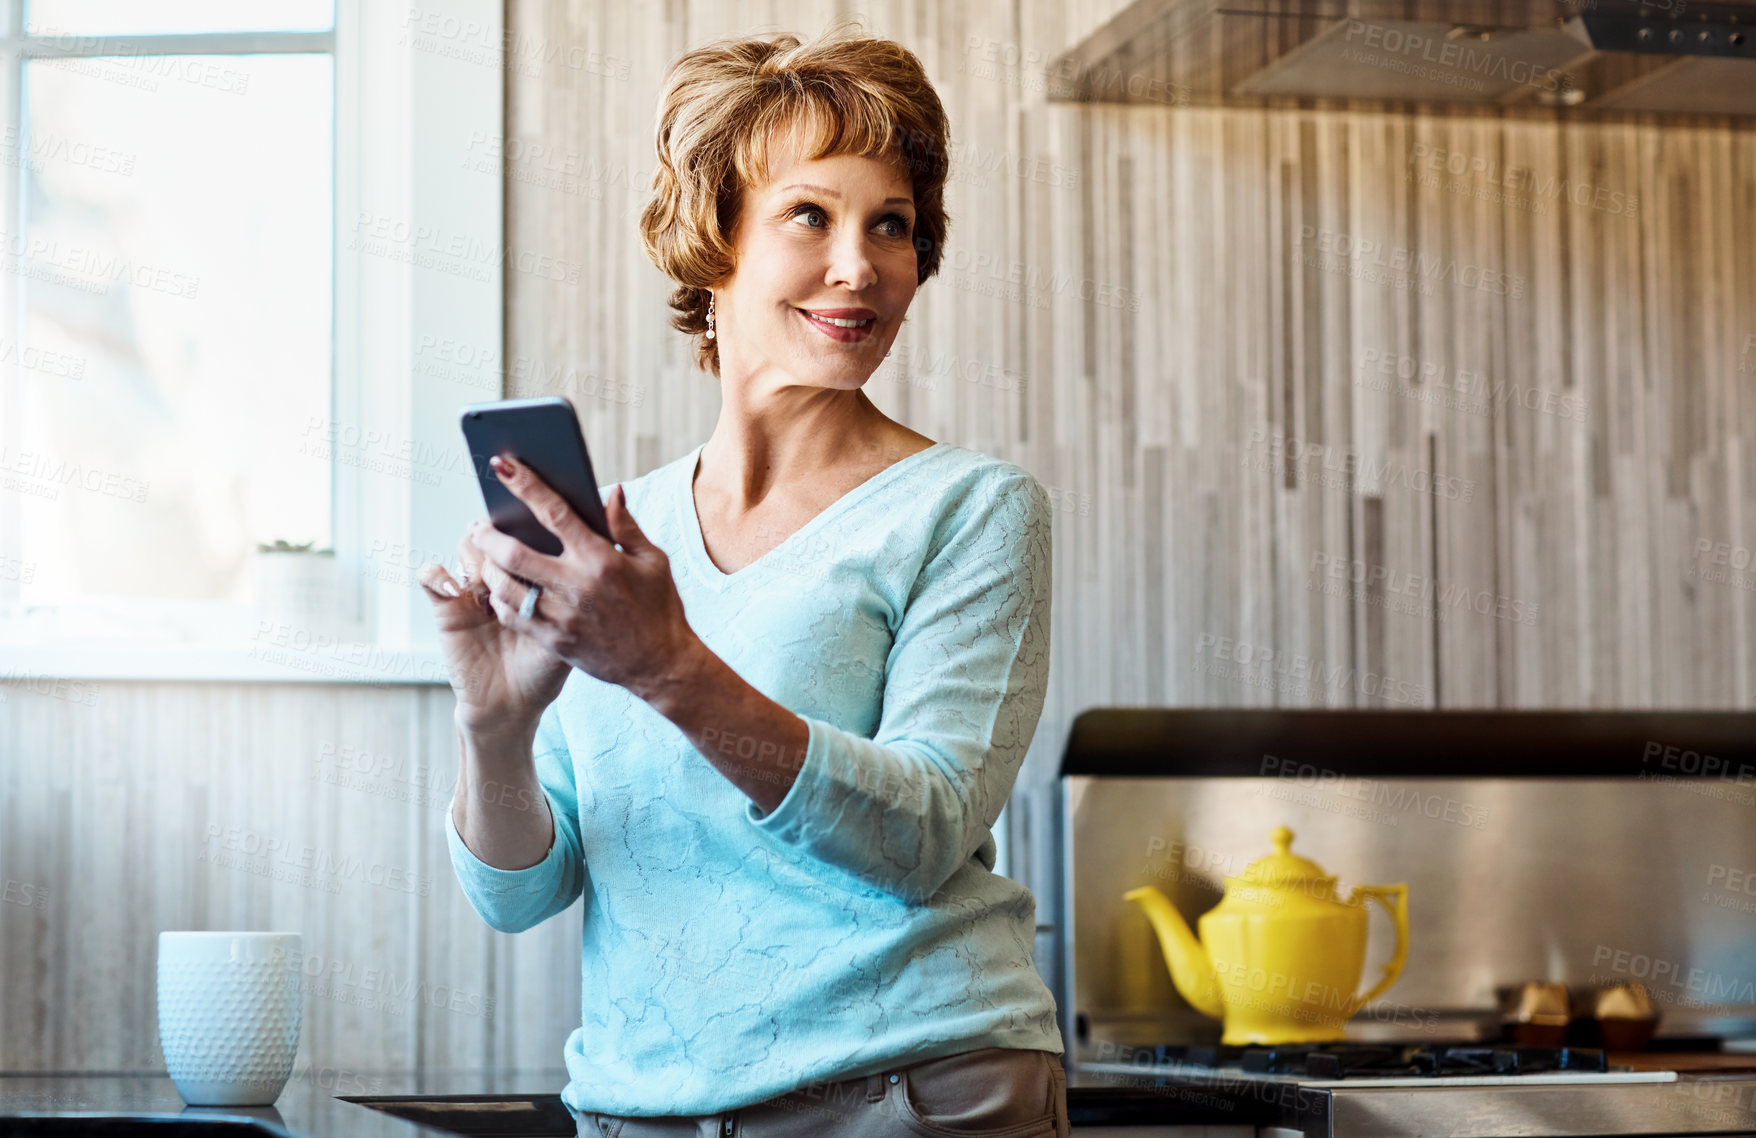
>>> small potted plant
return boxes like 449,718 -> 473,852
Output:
252,539 -> 338,637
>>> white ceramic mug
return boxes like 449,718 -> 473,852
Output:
157,931 -> 303,1106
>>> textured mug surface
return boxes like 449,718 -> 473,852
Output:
157,931 -> 303,1106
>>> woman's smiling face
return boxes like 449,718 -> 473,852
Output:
714,141 -> 919,388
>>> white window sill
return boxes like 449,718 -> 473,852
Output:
2,596 -> 453,684
0,639 -> 452,684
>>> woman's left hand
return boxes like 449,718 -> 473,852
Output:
469,454 -> 703,702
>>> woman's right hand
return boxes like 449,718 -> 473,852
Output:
418,530 -> 571,737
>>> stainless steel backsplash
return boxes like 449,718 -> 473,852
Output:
1061,776 -> 1756,1051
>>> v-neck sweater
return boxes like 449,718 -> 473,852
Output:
444,438 -> 1060,1118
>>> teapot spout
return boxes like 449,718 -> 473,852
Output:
1123,886 -> 1224,1019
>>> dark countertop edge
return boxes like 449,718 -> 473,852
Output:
0,1070 -> 1275,1133
1066,1068 -> 1295,1126
0,1071 -> 576,1138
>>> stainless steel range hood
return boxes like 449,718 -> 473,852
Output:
1047,0 -> 1756,117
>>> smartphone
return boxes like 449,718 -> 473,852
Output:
459,396 -> 612,557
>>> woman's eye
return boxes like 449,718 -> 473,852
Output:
878,217 -> 908,238
790,205 -> 828,228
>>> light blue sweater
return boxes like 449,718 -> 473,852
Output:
444,439 -> 1061,1117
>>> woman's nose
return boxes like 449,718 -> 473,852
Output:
825,233 -> 878,292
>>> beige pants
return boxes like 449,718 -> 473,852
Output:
577,1046 -> 1069,1138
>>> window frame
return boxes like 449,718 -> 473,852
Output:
0,0 -> 502,683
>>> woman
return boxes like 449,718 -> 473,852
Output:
418,25 -> 1066,1138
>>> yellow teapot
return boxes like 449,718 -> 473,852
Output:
1123,826 -> 1409,1045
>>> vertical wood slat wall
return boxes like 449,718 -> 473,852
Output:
4,0 -> 1753,1072
516,1 -> 1755,717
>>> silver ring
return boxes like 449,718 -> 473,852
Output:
517,582 -> 542,620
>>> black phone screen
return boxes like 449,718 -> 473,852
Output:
459,396 -> 612,556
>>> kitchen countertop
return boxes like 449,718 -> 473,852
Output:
0,1070 -> 573,1137
27,1064 -> 1756,1135
0,1067 -> 1264,1135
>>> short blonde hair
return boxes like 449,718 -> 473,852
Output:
638,24 -> 951,376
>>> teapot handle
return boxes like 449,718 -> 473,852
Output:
1350,884 -> 1409,1012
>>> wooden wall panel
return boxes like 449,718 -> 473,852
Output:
4,0 -> 1753,1071
0,683 -> 581,1072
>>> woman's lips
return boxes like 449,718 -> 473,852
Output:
796,307 -> 876,343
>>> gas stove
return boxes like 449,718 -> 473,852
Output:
1120,1041 -> 1676,1086
1073,1040 -> 1756,1136
1051,711 -> 1756,1135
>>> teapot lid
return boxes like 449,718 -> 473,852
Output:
1237,826 -> 1332,886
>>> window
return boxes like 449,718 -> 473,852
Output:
0,0 -> 504,682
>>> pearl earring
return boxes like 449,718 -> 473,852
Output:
705,292 -> 716,341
